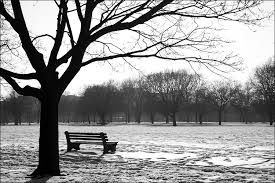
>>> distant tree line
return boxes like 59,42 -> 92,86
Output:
1,59 -> 274,126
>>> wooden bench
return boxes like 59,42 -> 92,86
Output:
64,131 -> 118,154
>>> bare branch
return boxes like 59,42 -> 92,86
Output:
0,74 -> 42,99
0,68 -> 37,80
65,16 -> 75,47
0,1 -> 15,24
48,0 -> 68,69
74,0 -> 84,21
0,0 -> 46,72
31,34 -> 55,43
56,0 -> 173,68
2,0 -> 269,100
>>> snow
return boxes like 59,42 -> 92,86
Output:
117,152 -> 197,161
0,123 -> 274,182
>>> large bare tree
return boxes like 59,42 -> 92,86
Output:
0,0 -> 269,177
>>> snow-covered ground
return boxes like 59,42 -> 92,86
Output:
1,123 -> 274,183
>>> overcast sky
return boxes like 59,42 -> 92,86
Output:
1,1 -> 274,96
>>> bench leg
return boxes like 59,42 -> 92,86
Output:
109,144 -> 117,152
103,145 -> 108,154
67,143 -> 80,152
72,143 -> 80,151
103,144 -> 117,154
67,143 -> 72,152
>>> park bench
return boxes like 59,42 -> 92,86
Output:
64,131 -> 118,154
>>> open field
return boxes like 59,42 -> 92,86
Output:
1,123 -> 274,183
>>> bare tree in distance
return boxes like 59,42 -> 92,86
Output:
147,70 -> 199,126
193,82 -> 213,125
0,0 -> 270,177
231,82 -> 254,123
58,95 -> 78,123
132,77 -> 146,123
208,81 -> 238,125
120,79 -> 135,123
251,58 -> 275,125
78,87 -> 97,123
80,81 -> 117,125
143,79 -> 162,124
5,91 -> 24,125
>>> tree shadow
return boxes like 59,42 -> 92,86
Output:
23,151 -> 119,183
60,150 -> 106,164
24,175 -> 52,183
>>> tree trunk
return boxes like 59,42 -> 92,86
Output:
218,109 -> 222,125
37,108 -> 40,124
186,112 -> 190,122
136,111 -> 141,124
0,102 -> 2,124
67,113 -> 70,123
124,112 -> 128,123
165,113 -> 169,124
109,112 -> 112,122
126,101 -> 130,123
87,115 -> 90,124
150,112 -> 155,124
126,110 -> 130,123
14,113 -> 21,125
245,110 -> 249,124
269,111 -> 273,125
100,113 -> 106,125
172,112 -> 177,126
238,110 -> 243,123
199,114 -> 203,125
93,113 -> 96,123
30,94 -> 60,176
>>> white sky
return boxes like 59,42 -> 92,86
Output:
1,1 -> 274,96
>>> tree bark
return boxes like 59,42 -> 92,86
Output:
30,93 -> 60,176
30,71 -> 61,177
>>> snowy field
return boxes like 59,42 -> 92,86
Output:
1,123 -> 274,183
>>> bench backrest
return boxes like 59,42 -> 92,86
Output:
64,131 -> 108,145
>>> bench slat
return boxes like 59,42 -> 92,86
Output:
73,141 -> 103,145
67,132 -> 106,135
68,134 -> 107,138
69,137 -> 108,141
69,134 -> 107,137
